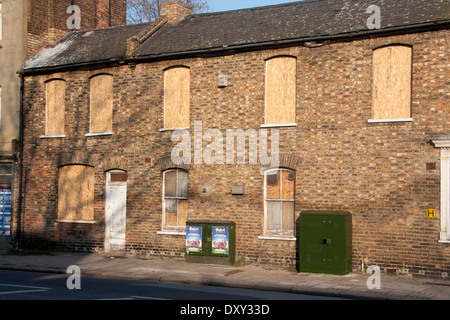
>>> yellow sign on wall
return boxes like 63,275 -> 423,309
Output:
427,209 -> 436,219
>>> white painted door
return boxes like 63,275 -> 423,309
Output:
105,171 -> 127,252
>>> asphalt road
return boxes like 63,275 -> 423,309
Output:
0,269 -> 345,301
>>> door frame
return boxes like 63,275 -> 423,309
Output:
104,170 -> 128,253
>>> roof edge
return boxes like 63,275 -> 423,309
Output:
131,20 -> 450,59
20,19 -> 450,76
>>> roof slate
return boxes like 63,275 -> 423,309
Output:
22,0 -> 450,71
135,0 -> 450,57
22,22 -> 154,70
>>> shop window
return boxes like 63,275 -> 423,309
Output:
163,169 -> 188,229
58,165 -> 95,222
265,56 -> 296,126
264,168 -> 295,237
164,67 -> 190,129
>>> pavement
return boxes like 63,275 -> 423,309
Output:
0,241 -> 449,300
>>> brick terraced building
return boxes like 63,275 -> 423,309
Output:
17,0 -> 449,277
0,0 -> 125,239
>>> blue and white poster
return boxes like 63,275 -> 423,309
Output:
186,226 -> 202,253
212,226 -> 229,255
0,190 -> 11,236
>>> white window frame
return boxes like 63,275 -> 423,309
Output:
432,138 -> 450,243
159,169 -> 188,235
260,168 -> 296,241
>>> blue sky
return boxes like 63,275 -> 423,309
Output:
207,0 -> 302,13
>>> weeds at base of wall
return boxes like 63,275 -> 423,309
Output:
13,237 -> 58,255
14,237 -> 103,255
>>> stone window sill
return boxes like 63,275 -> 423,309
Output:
157,230 -> 186,236
85,132 -> 113,137
367,118 -> 414,123
56,219 -> 97,224
159,127 -> 190,132
40,135 -> 66,139
258,235 -> 296,241
260,123 -> 297,128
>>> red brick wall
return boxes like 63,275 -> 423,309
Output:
161,1 -> 192,24
27,0 -> 126,57
20,29 -> 449,277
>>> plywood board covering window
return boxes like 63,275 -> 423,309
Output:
373,46 -> 412,119
58,165 -> 95,221
45,80 -> 66,135
265,169 -> 295,235
265,57 -> 296,125
164,67 -> 190,129
163,169 -> 188,228
90,74 -> 113,133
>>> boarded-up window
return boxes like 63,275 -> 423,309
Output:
110,172 -> 127,182
58,165 -> 95,221
90,74 -> 113,133
373,46 -> 412,119
163,169 -> 188,228
265,169 -> 295,235
164,67 -> 190,129
45,80 -> 66,135
265,57 -> 296,125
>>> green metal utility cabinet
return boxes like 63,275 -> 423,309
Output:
298,211 -> 352,275
185,221 -> 236,265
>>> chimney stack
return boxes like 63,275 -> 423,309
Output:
161,1 -> 192,24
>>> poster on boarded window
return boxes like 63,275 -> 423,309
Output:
212,226 -> 229,255
186,226 -> 202,253
0,190 -> 11,236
